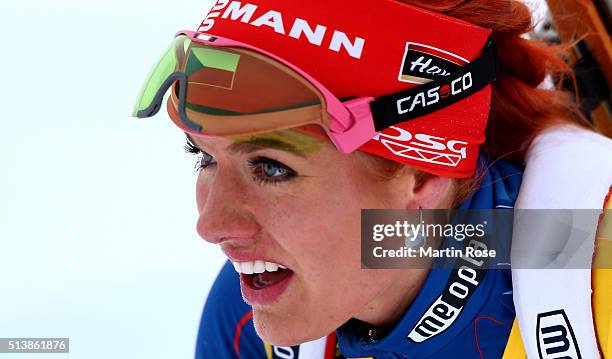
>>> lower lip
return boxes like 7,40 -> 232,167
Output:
239,271 -> 294,306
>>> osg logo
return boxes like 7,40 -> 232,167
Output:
373,126 -> 468,167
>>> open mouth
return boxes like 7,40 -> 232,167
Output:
233,260 -> 293,290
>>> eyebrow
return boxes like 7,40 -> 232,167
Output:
185,133 -> 307,157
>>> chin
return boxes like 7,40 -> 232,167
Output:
252,309 -> 325,346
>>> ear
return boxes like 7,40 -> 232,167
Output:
405,174 -> 454,209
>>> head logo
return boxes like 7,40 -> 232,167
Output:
373,126 -> 468,167
199,0 -> 366,59
536,309 -> 582,359
398,42 -> 469,84
395,71 -> 473,116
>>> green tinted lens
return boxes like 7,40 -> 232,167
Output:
133,36 -> 190,117
186,47 -> 240,76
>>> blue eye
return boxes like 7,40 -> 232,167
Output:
184,139 -> 296,183
262,162 -> 289,177
248,157 -> 296,184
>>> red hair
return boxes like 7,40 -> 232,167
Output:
401,0 -> 588,160
372,0 -> 589,204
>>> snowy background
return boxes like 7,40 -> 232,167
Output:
0,0 -> 548,358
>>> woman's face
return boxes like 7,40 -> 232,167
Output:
190,130 -> 436,345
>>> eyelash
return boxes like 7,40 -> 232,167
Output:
184,141 -> 212,171
184,140 -> 297,185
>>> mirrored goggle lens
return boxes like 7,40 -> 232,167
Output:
135,34 -> 330,136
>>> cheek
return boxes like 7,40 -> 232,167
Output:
264,183 -> 370,280
251,190 -> 366,342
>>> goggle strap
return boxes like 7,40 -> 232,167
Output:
369,39 -> 498,132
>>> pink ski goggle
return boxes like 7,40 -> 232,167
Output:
133,30 -> 497,154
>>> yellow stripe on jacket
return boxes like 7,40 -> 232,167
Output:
594,195 -> 612,356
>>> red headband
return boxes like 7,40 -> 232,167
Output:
196,0 -> 493,178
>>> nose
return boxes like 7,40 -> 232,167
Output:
195,169 -> 261,245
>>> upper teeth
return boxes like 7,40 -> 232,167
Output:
232,260 -> 287,274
